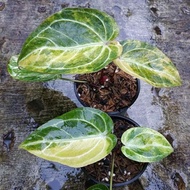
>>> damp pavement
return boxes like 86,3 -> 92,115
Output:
0,0 -> 189,190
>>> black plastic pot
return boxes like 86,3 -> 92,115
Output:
83,115 -> 148,188
74,75 -> 140,115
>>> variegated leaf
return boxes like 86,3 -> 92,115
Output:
19,108 -> 117,167
7,55 -> 61,81
114,40 -> 182,87
121,127 -> 174,162
17,8 -> 122,74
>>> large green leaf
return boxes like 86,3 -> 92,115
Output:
7,55 -> 61,82
121,127 -> 173,162
17,8 -> 122,74
87,184 -> 109,190
19,107 -> 117,167
114,40 -> 182,87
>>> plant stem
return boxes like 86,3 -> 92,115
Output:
110,152 -> 115,190
60,77 -> 87,83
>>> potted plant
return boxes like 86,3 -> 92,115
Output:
19,107 -> 174,189
84,114 -> 148,188
7,8 -> 181,114
7,8 -> 181,99
7,8 -> 181,115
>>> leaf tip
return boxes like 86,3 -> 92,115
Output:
18,143 -> 24,150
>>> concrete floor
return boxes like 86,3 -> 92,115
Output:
0,0 -> 189,189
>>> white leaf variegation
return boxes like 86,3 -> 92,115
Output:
17,8 -> 122,75
7,55 -> 62,81
19,108 -> 117,167
114,40 -> 182,87
121,127 -> 174,162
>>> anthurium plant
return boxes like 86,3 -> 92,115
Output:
8,8 -> 181,87
19,107 -> 173,189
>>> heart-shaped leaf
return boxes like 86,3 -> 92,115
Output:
121,127 -> 173,162
19,107 -> 117,167
17,8 -> 122,74
114,40 -> 182,87
7,55 -> 61,81
87,184 -> 109,190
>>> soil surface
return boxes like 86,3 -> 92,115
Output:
76,63 -> 139,113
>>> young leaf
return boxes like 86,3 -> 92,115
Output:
114,40 -> 182,87
87,184 -> 109,190
17,8 -> 122,74
7,55 -> 61,82
19,107 -> 117,167
121,127 -> 174,162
